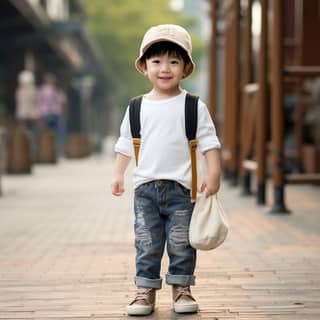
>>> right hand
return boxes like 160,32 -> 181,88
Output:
111,177 -> 125,196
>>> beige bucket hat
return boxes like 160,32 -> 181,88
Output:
135,24 -> 195,78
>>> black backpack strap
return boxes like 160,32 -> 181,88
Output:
129,93 -> 198,140
185,93 -> 199,202
129,96 -> 143,165
129,96 -> 143,138
128,93 -> 199,202
185,93 -> 199,141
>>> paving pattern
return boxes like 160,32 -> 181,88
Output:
0,155 -> 319,319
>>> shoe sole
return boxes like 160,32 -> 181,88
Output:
127,305 -> 154,316
174,303 -> 198,314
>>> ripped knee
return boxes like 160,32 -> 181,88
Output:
168,210 -> 190,248
135,208 -> 152,247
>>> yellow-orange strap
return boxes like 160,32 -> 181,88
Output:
133,137 -> 197,203
189,139 -> 198,202
132,138 -> 141,166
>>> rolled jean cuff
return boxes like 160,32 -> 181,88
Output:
165,273 -> 196,286
135,276 -> 162,289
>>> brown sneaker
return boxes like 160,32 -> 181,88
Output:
127,287 -> 156,316
172,285 -> 198,313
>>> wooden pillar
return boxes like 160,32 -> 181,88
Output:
208,0 -> 217,123
255,0 -> 268,204
228,0 -> 241,185
242,0 -> 253,85
240,0 -> 253,195
222,7 -> 232,179
270,0 -> 289,213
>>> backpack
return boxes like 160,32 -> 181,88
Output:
129,93 -> 199,202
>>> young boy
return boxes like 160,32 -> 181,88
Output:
112,24 -> 221,315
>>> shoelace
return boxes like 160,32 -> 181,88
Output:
174,286 -> 195,302
133,288 -> 154,303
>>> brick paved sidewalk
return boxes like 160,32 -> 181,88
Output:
0,155 -> 319,320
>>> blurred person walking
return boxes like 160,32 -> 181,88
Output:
15,70 -> 39,160
38,73 -> 66,157
15,70 -> 39,126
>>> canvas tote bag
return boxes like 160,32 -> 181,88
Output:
189,193 -> 229,250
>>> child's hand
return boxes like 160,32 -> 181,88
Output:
111,153 -> 131,196
111,177 -> 125,196
200,175 -> 220,198
202,149 -> 221,197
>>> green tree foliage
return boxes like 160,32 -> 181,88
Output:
82,0 -> 203,111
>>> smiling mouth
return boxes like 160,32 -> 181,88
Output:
158,77 -> 172,80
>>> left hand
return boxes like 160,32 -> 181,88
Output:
200,176 -> 220,198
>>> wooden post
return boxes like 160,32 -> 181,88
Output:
222,4 -> 232,179
270,0 -> 289,213
208,0 -> 217,123
228,0 -> 241,185
242,0 -> 253,86
255,0 -> 268,205
240,0 -> 253,195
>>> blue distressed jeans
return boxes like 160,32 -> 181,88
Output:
134,180 -> 196,289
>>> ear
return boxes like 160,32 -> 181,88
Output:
182,66 -> 188,79
183,62 -> 192,78
140,61 -> 148,75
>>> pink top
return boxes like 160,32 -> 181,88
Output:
38,85 -> 65,116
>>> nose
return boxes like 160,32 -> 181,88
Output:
160,62 -> 170,72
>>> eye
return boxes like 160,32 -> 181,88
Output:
151,59 -> 160,64
170,59 -> 180,64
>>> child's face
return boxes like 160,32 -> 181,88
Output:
142,53 -> 186,95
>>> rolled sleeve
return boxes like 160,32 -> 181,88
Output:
197,101 -> 221,153
114,107 -> 134,157
114,136 -> 133,157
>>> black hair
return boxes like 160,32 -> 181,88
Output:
142,41 -> 190,65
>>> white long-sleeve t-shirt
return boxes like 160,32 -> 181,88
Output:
114,90 -> 221,190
